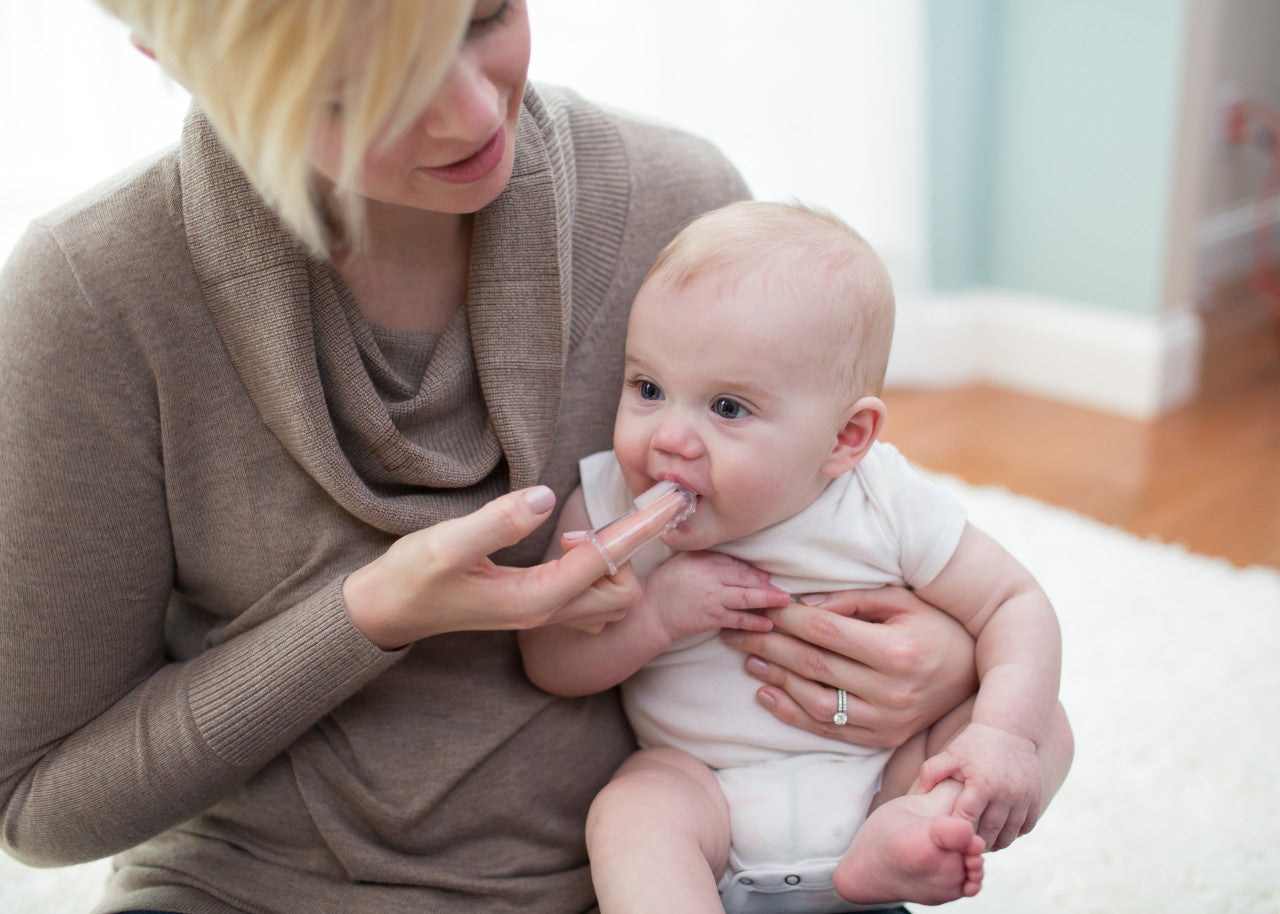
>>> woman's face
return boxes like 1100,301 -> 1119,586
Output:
311,0 -> 531,216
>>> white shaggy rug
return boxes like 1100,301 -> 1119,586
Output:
3,476 -> 1279,913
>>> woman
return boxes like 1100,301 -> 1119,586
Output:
0,2 -> 976,911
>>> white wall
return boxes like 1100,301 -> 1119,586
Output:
526,1 -> 928,297
1,0 -> 929,299
0,1 -> 192,262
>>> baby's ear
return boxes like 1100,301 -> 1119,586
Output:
821,397 -> 886,478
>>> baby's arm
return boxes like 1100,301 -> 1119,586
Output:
913,523 -> 1062,837
518,488 -> 788,697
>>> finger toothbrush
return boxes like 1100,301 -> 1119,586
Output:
585,480 -> 696,574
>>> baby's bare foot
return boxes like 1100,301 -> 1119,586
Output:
834,804 -> 984,905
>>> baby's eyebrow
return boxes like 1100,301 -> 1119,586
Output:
622,353 -> 656,373
714,376 -> 778,404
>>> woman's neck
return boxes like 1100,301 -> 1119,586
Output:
335,200 -> 472,333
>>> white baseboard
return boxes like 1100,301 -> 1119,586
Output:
886,289 -> 1204,419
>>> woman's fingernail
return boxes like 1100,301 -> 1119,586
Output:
720,630 -> 744,646
523,486 -> 555,514
562,530 -> 587,543
745,657 -> 769,678
756,689 -> 777,710
799,593 -> 828,606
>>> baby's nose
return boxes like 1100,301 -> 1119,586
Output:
651,413 -> 703,459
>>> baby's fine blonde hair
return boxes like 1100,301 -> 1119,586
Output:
646,201 -> 896,397
95,0 -> 476,255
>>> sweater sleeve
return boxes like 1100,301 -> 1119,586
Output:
0,224 -> 401,866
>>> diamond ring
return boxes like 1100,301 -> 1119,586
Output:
833,688 -> 848,726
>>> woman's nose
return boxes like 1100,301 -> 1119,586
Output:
419,50 -> 502,140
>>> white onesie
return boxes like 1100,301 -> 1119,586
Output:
578,444 -> 967,913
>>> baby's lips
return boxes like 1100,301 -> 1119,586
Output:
583,481 -> 696,574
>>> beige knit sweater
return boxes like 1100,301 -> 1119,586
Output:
0,84 -> 748,913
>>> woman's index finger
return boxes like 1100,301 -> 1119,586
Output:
762,599 -> 905,670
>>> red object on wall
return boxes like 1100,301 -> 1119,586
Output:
1228,98 -> 1280,318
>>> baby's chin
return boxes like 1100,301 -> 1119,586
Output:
660,523 -> 718,553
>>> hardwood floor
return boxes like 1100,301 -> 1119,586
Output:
881,284 -> 1280,570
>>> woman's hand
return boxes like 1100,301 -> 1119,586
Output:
343,486 -> 632,649
719,586 -> 978,748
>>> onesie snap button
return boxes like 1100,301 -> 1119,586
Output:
784,874 -> 801,885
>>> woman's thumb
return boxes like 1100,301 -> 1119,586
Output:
458,487 -> 616,609
453,485 -> 558,559
520,485 -> 557,517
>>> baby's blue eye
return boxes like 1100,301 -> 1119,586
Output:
638,380 -> 662,401
712,398 -> 747,419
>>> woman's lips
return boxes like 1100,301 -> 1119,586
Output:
420,127 -> 506,185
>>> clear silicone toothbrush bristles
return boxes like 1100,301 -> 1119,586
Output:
584,481 -> 696,574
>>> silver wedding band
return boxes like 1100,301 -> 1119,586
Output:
833,688 -> 848,726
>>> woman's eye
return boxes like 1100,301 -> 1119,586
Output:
637,380 -> 662,401
469,0 -> 511,34
712,398 -> 747,419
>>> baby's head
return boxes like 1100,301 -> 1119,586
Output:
614,201 -> 895,550
647,201 -> 895,400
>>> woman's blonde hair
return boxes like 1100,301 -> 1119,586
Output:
96,0 -> 476,255
647,201 -> 897,397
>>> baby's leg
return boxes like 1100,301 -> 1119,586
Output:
586,746 -> 732,914
833,698 -> 984,905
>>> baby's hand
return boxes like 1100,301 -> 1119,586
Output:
640,552 -> 790,644
918,721 -> 1043,851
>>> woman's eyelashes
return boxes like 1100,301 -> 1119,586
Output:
469,0 -> 512,36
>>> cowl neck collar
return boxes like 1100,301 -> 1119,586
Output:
179,90 -> 571,535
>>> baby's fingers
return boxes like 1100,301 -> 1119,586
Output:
986,801 -> 1030,851
974,798 -> 1017,851
918,750 -> 961,794
730,587 -> 792,611
686,553 -> 789,612
720,611 -> 774,633
950,777 -> 992,828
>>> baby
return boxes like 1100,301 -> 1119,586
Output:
520,201 -> 1071,913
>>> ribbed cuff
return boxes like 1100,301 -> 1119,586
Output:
187,579 -> 404,767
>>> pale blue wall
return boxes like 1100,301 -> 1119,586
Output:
928,0 -> 1188,315
927,0 -> 999,291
